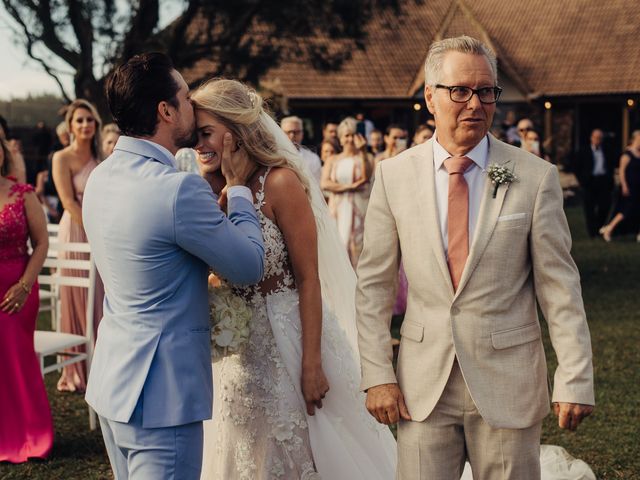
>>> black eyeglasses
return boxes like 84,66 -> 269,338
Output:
435,84 -> 502,104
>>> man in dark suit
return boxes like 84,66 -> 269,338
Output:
577,129 -> 615,237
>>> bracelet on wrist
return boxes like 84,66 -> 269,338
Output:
18,278 -> 31,294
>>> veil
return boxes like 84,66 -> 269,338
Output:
258,112 -> 361,355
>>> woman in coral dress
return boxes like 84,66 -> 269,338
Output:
0,138 -> 53,462
52,99 -> 105,392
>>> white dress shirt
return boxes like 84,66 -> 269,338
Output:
591,145 -> 606,176
432,134 -> 489,257
300,147 -> 323,185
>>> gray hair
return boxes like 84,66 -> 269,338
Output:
424,35 -> 498,86
55,121 -> 68,136
337,117 -> 357,138
280,116 -> 303,128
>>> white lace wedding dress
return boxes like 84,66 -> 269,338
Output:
201,168 -> 396,480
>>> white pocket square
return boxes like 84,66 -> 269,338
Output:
497,213 -> 527,222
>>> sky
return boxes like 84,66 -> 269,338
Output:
0,2 -> 183,100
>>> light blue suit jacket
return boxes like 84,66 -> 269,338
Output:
83,136 -> 264,428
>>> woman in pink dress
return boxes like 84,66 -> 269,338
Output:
0,138 -> 53,462
52,99 -> 105,392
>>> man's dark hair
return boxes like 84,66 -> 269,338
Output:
105,52 -> 180,137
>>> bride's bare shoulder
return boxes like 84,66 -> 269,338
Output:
265,166 -> 305,192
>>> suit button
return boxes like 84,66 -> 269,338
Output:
451,307 -> 460,315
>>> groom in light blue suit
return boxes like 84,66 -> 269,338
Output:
83,53 -> 264,479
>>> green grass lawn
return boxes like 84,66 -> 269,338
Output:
1,204 -> 638,479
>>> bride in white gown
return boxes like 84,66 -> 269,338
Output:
191,79 -> 396,480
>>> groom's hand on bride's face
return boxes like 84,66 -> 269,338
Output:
366,383 -> 412,425
221,132 -> 253,187
553,402 -> 594,431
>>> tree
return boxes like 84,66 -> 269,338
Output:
1,0 -> 403,118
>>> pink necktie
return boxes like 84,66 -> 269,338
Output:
444,156 -> 474,291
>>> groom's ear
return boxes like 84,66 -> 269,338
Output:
424,85 -> 436,115
158,101 -> 172,123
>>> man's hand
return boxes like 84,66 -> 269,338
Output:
553,402 -> 594,431
221,133 -> 254,187
365,383 -> 412,425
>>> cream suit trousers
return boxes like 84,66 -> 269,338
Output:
396,360 -> 542,480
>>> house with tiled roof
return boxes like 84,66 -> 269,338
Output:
182,0 -> 640,161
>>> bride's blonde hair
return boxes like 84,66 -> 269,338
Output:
190,78 -> 310,196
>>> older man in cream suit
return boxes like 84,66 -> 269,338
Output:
356,36 -> 594,479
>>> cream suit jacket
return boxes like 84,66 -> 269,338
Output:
356,136 -> 594,429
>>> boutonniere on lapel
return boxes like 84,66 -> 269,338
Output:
486,163 -> 518,198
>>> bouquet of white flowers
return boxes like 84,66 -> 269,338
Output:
208,282 -> 252,360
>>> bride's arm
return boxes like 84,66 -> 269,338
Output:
269,168 -> 330,416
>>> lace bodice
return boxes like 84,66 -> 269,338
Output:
232,168 -> 295,298
0,181 -> 33,261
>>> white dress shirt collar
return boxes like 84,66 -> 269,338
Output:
432,132 -> 489,173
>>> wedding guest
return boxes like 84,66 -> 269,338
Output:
33,121 -> 53,166
53,121 -> 71,151
516,117 -> 534,147
522,129 -> 551,162
321,117 -> 373,267
52,99 -> 105,392
101,123 -> 121,157
374,124 -> 408,165
38,122 -> 70,223
599,130 -> 640,242
356,111 -> 375,141
576,129 -> 615,237
412,124 -> 434,146
369,129 -> 384,156
322,121 -> 339,143
502,110 -> 520,145
281,115 -> 322,184
320,138 -> 339,164
0,137 -> 53,463
6,135 -> 27,184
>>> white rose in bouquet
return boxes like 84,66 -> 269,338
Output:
208,283 -> 252,359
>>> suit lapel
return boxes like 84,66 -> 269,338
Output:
411,141 -> 454,294
454,137 -> 511,298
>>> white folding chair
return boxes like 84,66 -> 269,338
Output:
38,223 -> 60,330
34,239 -> 98,430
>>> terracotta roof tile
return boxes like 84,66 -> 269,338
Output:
181,0 -> 640,99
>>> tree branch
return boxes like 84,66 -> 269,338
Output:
2,1 -> 72,101
119,0 -> 159,61
32,0 -> 80,66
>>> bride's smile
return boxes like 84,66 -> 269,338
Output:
195,110 -> 234,173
